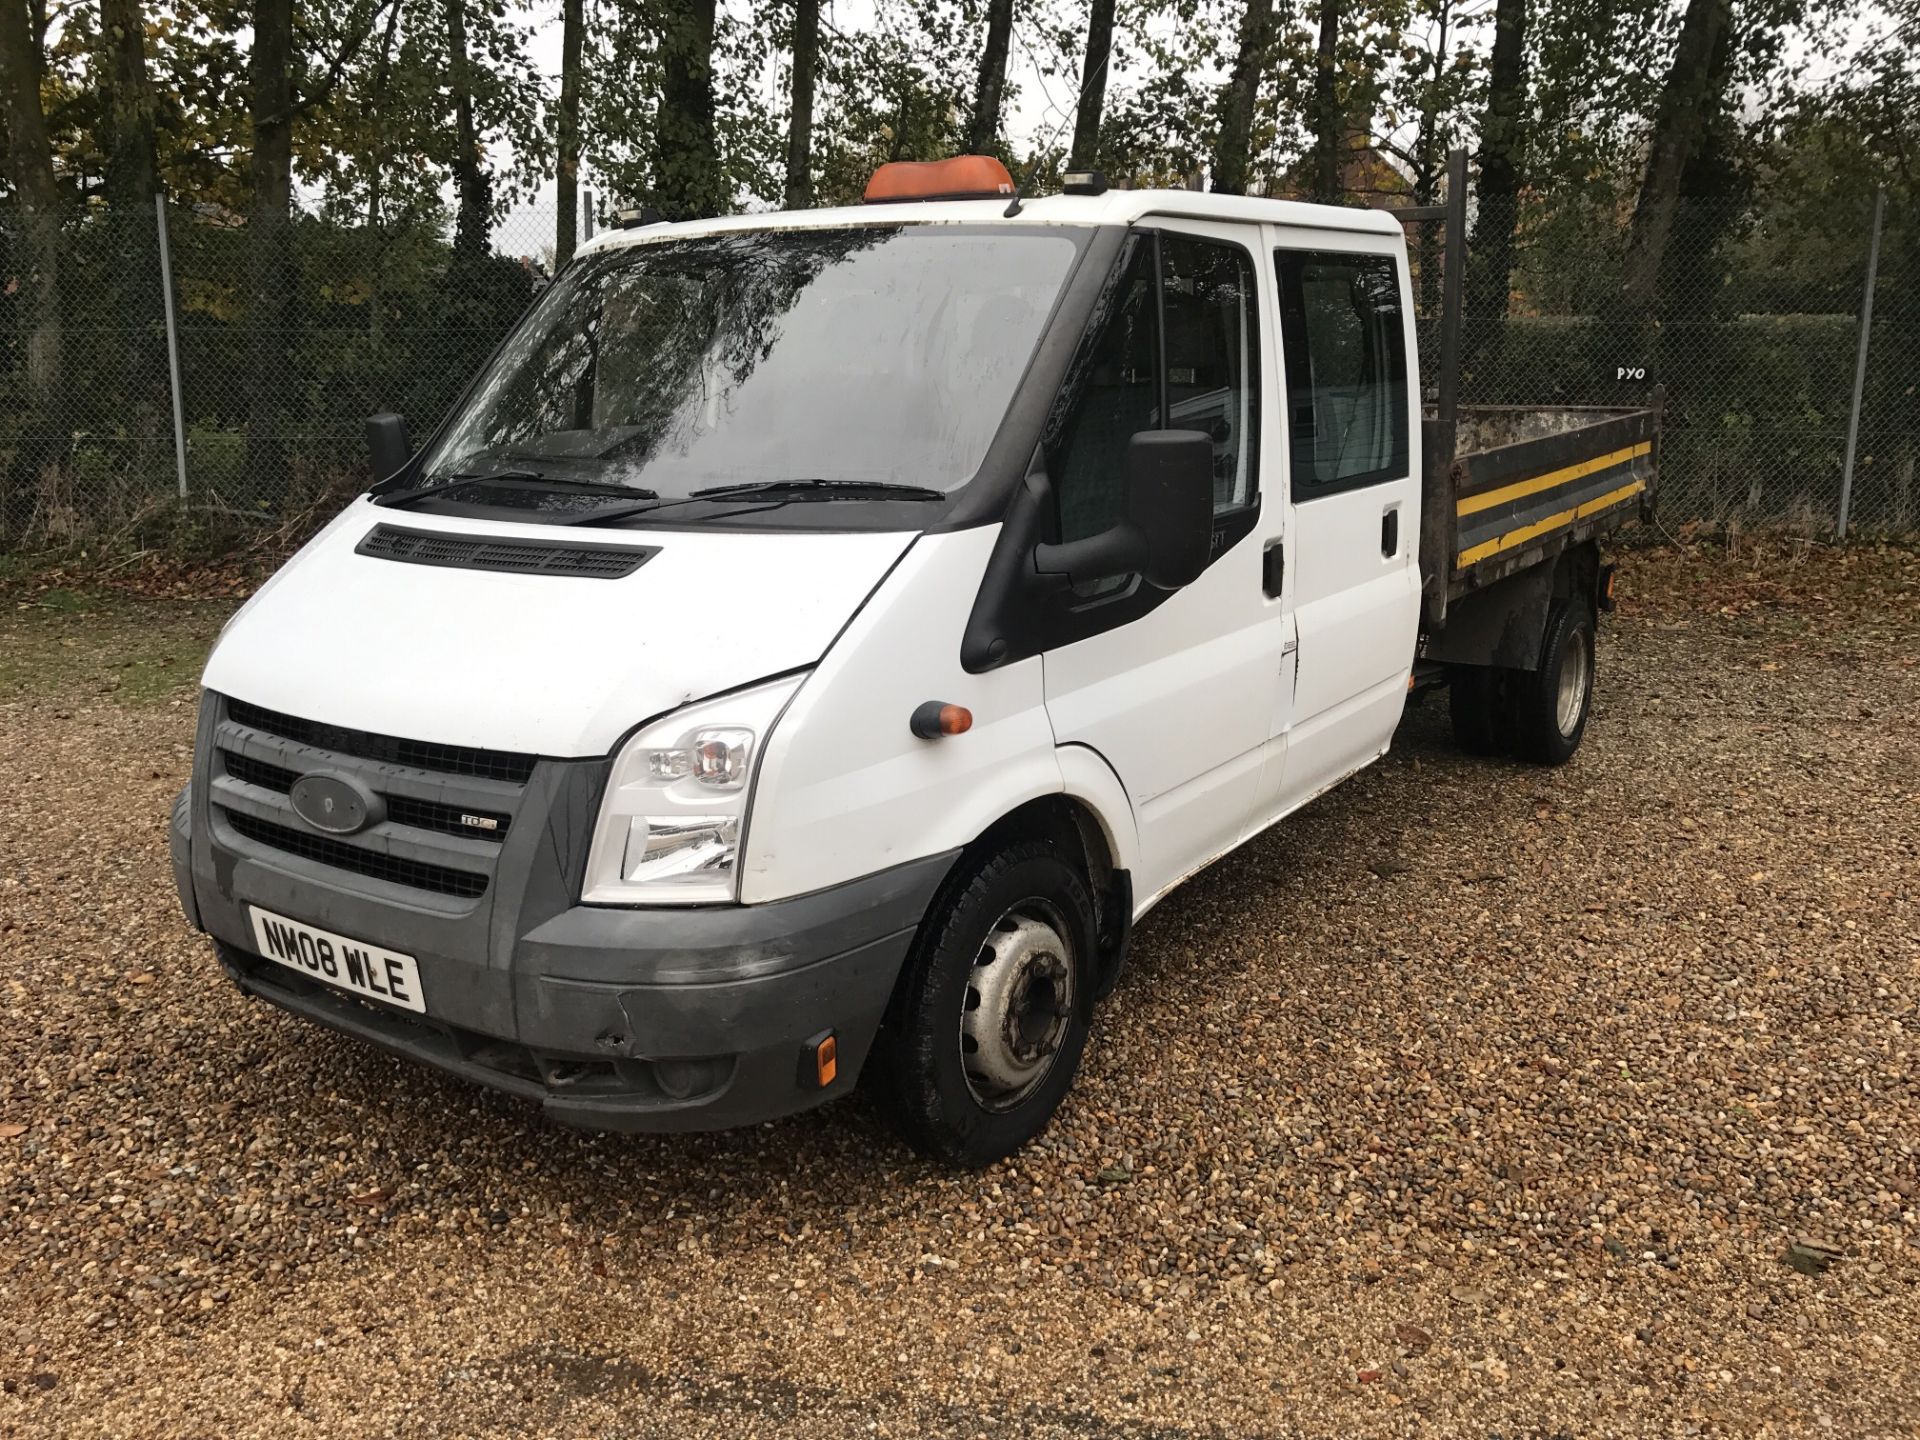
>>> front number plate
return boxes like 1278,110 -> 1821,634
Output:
248,906 -> 427,1014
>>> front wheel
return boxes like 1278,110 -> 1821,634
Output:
879,841 -> 1097,1168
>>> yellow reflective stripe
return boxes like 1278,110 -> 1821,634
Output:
1456,478 -> 1646,567
1455,440 -> 1653,518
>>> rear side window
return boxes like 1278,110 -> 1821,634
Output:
1275,251 -> 1409,495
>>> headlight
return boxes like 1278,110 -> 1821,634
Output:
581,674 -> 805,905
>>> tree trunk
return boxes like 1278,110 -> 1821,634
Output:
1068,0 -> 1116,172
784,0 -> 819,208
1,0 -> 63,401
1465,0 -> 1526,324
964,0 -> 1013,154
98,0 -> 167,468
247,0 -> 295,489
1,0 -> 63,534
1411,0 -> 1453,317
556,0 -> 584,261
366,0 -> 402,354
445,0 -> 491,259
889,82 -> 913,162
1619,0 -> 1733,309
1210,0 -> 1271,194
99,0 -> 159,209
1311,0 -> 1342,202
654,0 -> 721,219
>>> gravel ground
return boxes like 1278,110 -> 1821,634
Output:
2,544 -> 1917,1438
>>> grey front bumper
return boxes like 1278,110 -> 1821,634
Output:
171,698 -> 957,1133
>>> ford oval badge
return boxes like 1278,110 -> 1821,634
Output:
289,772 -> 384,835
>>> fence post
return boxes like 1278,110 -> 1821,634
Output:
583,188 -> 595,242
1838,186 -> 1886,540
1437,147 -> 1467,432
154,192 -> 189,501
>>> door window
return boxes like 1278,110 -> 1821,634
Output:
1046,239 -> 1159,544
1162,234 -> 1259,515
1275,251 -> 1409,496
1046,231 -> 1261,546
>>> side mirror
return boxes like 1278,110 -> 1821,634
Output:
1035,430 -> 1214,591
366,412 -> 413,485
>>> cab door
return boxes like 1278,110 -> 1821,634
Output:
1265,240 -> 1421,816
1037,221 -> 1291,908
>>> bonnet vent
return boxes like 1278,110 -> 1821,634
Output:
356,524 -> 658,579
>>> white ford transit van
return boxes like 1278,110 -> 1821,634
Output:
172,157 -> 1654,1165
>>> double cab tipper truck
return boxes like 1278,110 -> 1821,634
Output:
171,155 -> 1658,1165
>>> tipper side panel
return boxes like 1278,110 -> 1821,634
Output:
1447,407 -> 1658,595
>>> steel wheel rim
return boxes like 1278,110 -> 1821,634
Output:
959,900 -> 1076,1112
1556,626 -> 1591,736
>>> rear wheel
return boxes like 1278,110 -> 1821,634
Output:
1511,598 -> 1595,765
880,841 -> 1096,1168
1448,664 -> 1509,756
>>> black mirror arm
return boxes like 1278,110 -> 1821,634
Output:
1033,525 -> 1149,588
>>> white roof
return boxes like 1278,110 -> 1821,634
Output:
579,188 -> 1403,258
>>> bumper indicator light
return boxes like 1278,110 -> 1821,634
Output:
802,1030 -> 838,1089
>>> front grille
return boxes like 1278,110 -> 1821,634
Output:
224,812 -> 489,898
225,698 -> 536,784
214,694 -> 530,902
221,749 -> 298,792
356,523 -> 657,580
220,748 -> 510,842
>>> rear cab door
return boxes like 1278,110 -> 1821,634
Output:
1263,228 -> 1422,817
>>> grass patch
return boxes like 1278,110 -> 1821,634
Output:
0,588 -> 235,706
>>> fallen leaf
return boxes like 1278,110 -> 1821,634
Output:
1784,1237 -> 1842,1275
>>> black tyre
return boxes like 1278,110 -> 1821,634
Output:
1448,664 -> 1509,756
880,840 -> 1097,1168
1511,598 -> 1596,765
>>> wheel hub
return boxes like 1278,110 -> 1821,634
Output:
960,907 -> 1075,1110
1555,625 -> 1590,737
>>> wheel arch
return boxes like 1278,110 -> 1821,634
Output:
935,757 -> 1138,1000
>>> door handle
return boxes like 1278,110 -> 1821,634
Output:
1381,507 -> 1399,558
1262,540 -> 1284,597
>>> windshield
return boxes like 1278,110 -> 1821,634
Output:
412,225 -> 1081,500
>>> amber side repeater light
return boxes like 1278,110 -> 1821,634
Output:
909,702 -> 973,739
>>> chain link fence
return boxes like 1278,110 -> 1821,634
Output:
1409,185 -> 1918,538
0,198 -> 564,552
2,186 -> 1916,555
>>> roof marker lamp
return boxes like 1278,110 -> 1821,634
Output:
583,675 -> 805,905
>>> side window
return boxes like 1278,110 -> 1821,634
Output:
1047,231 -> 1261,547
1161,234 -> 1259,516
1275,251 -> 1409,495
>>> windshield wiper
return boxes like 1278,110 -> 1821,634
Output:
379,470 -> 657,509
689,479 -> 945,502
560,478 -> 945,528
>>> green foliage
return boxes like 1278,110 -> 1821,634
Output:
5,0 -> 1920,554
810,0 -> 975,204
